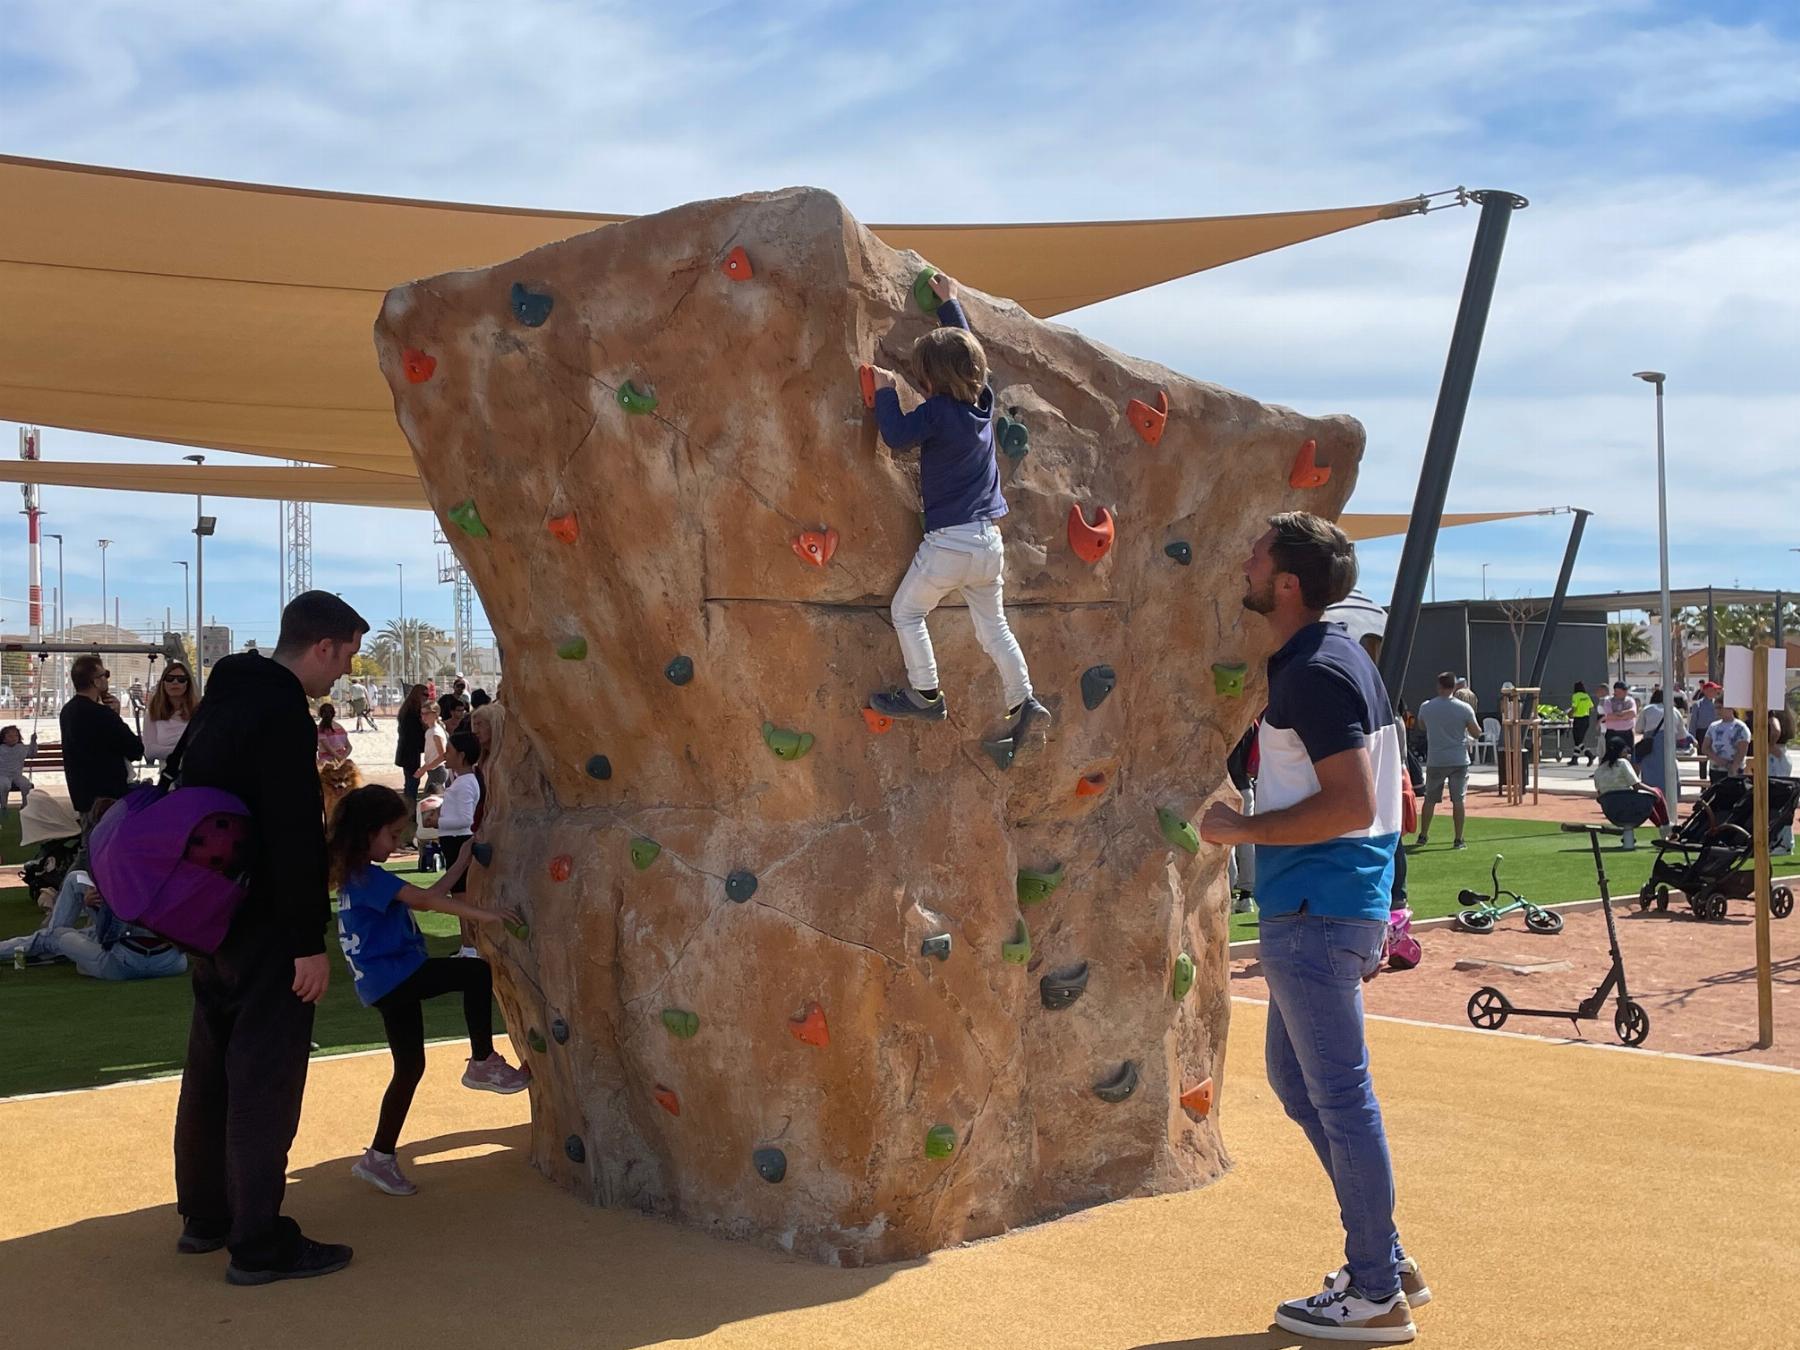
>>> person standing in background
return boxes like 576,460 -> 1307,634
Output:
1567,681 -> 1595,766
143,662 -> 200,766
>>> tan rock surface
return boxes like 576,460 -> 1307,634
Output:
374,187 -> 1364,1264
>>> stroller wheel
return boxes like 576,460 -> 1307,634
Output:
1656,885 -> 1671,913
1467,986 -> 1510,1030
1614,999 -> 1650,1047
1525,908 -> 1564,935
1455,908 -> 1495,934
1772,887 -> 1793,920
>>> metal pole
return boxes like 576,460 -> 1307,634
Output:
1752,647 -> 1773,1047
98,539 -> 111,635
1378,189 -> 1529,702
397,563 -> 406,688
1636,373 -> 1679,809
187,454 -> 206,694
1481,563 -> 1489,601
1528,509 -> 1591,689
1775,591 -> 1784,649
1705,587 -> 1717,685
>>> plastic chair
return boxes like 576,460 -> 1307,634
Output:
1473,717 -> 1501,765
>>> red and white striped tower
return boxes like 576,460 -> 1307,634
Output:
19,427 -> 43,715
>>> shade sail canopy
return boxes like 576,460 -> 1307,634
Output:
1338,511 -> 1556,541
0,154 -> 1423,475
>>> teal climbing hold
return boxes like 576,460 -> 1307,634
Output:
982,736 -> 1017,771
753,1147 -> 787,1184
511,281 -> 553,327
661,1008 -> 699,1038
551,1018 -> 569,1044
630,838 -> 661,870
447,499 -> 489,539
616,380 -> 658,415
564,1134 -> 586,1163
1017,864 -> 1066,906
558,637 -> 588,661
1157,806 -> 1200,855
1081,665 -> 1116,711
996,414 -> 1030,460
925,1125 -> 957,1160
504,916 -> 530,941
471,841 -> 494,866
528,1028 -> 547,1054
585,754 -> 612,780
912,265 -> 941,312
921,933 -> 953,961
1040,961 -> 1089,1010
1172,951 -> 1195,1001
761,722 -> 815,761
1212,661 -> 1248,698
1164,541 -> 1193,566
1094,1061 -> 1139,1104
665,655 -> 694,686
725,870 -> 758,903
1002,919 -> 1031,965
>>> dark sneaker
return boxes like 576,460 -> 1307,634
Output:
1007,696 -> 1052,742
226,1236 -> 354,1286
870,687 -> 947,722
1322,1258 -> 1431,1307
177,1220 -> 227,1255
1275,1285 -> 1414,1342
1452,840 -> 1467,850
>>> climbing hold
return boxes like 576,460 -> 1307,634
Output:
665,655 -> 694,686
447,499 -> 489,539
551,1018 -> 569,1044
564,1134 -> 586,1163
548,854 -> 572,883
510,281 -> 553,327
630,837 -> 661,870
787,1001 -> 830,1048
1075,772 -> 1108,799
859,364 -> 877,410
505,916 -> 530,941
1080,665 -> 1116,711
402,348 -> 436,383
995,414 -> 1030,461
547,513 -> 579,544
981,736 -> 1017,771
1002,919 -> 1031,965
1172,951 -> 1195,1001
721,245 -> 752,281
1164,541 -> 1193,566
653,1084 -> 682,1116
791,528 -> 839,568
1180,1077 -> 1215,1117
761,722 -> 815,761
1212,661 -> 1248,698
1094,1061 -> 1139,1103
661,1008 -> 699,1039
752,1147 -> 787,1184
912,265 -> 940,313
920,933 -> 953,961
1126,390 -> 1169,446
1016,864 -> 1066,906
1040,962 -> 1090,1011
861,706 -> 894,735
616,380 -> 658,415
527,1028 -> 547,1054
471,842 -> 494,867
924,1125 -> 957,1160
558,637 -> 589,661
584,754 -> 613,780
725,870 -> 758,903
1289,438 -> 1331,489
1157,807 -> 1200,855
1067,504 -> 1116,564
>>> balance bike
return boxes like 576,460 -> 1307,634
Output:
1453,852 -> 1564,934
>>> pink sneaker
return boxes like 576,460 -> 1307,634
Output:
351,1148 -> 417,1196
462,1053 -> 531,1094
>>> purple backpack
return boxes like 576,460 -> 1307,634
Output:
89,782 -> 254,953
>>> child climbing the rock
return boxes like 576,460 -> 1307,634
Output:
867,271 -> 1049,744
329,784 -> 530,1197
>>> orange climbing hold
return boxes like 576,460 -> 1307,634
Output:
1127,390 -> 1168,446
1180,1077 -> 1215,1117
1075,772 -> 1109,798
548,855 -> 572,883
402,348 -> 436,384
859,364 -> 876,410
721,246 -> 753,280
788,1001 -> 830,1048
653,1084 -> 681,1116
1067,504 -> 1116,564
1289,438 -> 1331,489
547,513 -> 579,543
861,706 -> 894,735
792,528 -> 839,568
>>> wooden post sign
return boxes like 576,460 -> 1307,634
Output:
1724,644 -> 1785,1048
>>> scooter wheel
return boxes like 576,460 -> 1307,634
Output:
1525,908 -> 1564,935
1637,883 -> 1655,913
1456,909 -> 1495,934
1467,986 -> 1510,1029
1773,887 -> 1793,920
1614,999 -> 1650,1047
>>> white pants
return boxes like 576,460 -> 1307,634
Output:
891,522 -> 1032,709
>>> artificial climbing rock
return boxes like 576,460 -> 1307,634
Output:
1164,541 -> 1192,566
1094,1061 -> 1140,1103
725,870 -> 758,903
1039,962 -> 1090,1011
1067,504 -> 1116,564
1080,665 -> 1116,710
1212,662 -> 1247,698
448,499 -> 489,539
791,528 -> 838,568
665,655 -> 694,685
616,380 -> 658,415
1171,951 -> 1195,1001
761,722 -> 815,761
1158,807 -> 1200,855
1017,864 -> 1066,906
511,281 -> 553,327
630,837 -> 662,870
925,1125 -> 957,1160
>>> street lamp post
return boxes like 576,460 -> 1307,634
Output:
97,539 -> 112,635
1634,371 -> 1679,808
47,531 -> 64,705
1481,562 -> 1490,601
184,454 -> 211,693
174,560 -> 190,644
397,562 -> 407,688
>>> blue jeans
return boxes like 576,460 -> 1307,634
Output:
1259,911 -> 1403,1298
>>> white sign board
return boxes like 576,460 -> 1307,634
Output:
1722,645 -> 1787,711
199,625 -> 232,668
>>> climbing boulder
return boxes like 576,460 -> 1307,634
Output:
374,187 -> 1364,1265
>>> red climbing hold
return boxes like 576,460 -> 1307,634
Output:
792,528 -> 839,568
653,1084 -> 681,1117
721,246 -> 753,281
548,855 -> 572,883
1067,504 -> 1115,564
1127,390 -> 1168,446
859,364 -> 876,411
1289,438 -> 1331,489
1075,772 -> 1109,798
1180,1077 -> 1215,1117
547,513 -> 579,544
788,1001 -> 830,1048
861,706 -> 894,735
402,348 -> 436,384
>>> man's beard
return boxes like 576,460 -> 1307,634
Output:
1242,577 -> 1277,615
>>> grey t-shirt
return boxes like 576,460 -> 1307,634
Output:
1419,695 -> 1481,768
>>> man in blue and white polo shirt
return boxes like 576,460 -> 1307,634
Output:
1201,512 -> 1419,1344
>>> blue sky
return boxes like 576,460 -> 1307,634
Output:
3,0 -> 1798,650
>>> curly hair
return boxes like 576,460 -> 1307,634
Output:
327,784 -> 409,891
912,325 -> 988,405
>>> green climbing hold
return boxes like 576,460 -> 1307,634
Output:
630,838 -> 662,870
761,722 -> 815,761
661,1008 -> 699,1038
1002,919 -> 1031,965
1016,864 -> 1066,906
585,754 -> 613,781
665,655 -> 694,686
981,736 -> 1016,771
558,637 -> 588,661
1158,806 -> 1200,855
996,414 -> 1030,460
617,380 -> 658,415
447,499 -> 489,539
1212,661 -> 1248,698
504,917 -> 530,941
528,1028 -> 547,1054
1094,1061 -> 1139,1104
725,870 -> 758,903
925,1125 -> 957,1160
1172,951 -> 1195,1001
912,265 -> 941,312
920,933 -> 953,961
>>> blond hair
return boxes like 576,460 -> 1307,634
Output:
913,326 -> 988,405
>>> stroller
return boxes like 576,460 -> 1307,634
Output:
1637,776 -> 1797,921
18,791 -> 83,910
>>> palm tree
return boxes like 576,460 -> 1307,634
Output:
1607,622 -> 1650,661
368,618 -> 449,686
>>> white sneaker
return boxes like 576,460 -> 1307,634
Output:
351,1148 -> 418,1196
1323,1257 -> 1431,1307
456,945 -> 480,959
1276,1285 -> 1414,1342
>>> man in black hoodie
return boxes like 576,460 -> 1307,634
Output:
172,591 -> 367,1285
59,654 -> 145,816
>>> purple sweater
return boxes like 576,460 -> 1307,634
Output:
874,299 -> 1008,533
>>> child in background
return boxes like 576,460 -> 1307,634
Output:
0,725 -> 36,813
866,271 -> 1049,744
329,784 -> 530,1198
435,731 -> 484,959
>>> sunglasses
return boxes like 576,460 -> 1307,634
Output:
164,674 -> 189,684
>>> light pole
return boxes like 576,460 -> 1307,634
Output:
1634,371 -> 1679,807
46,531 -> 64,705
396,562 -> 407,688
174,560 -> 190,644
97,539 -> 112,634
185,454 -> 213,693
1481,562 -> 1490,601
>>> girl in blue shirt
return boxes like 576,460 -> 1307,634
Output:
329,784 -> 528,1197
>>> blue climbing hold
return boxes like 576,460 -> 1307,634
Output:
1040,961 -> 1090,1010
511,282 -> 553,327
725,870 -> 758,903
665,655 -> 694,686
551,1017 -> 569,1044
920,933 -> 953,961
564,1134 -> 586,1163
996,414 -> 1030,460
1094,1061 -> 1139,1103
982,736 -> 1017,770
471,841 -> 494,867
1164,541 -> 1193,566
1081,665 -> 1116,710
753,1147 -> 787,1183
585,755 -> 613,781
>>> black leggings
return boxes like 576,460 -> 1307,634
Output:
371,957 -> 495,1153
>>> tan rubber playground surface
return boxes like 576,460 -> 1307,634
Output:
5,1006 -> 1796,1349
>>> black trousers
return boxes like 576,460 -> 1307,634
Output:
173,933 -> 316,1268
370,957 -> 495,1154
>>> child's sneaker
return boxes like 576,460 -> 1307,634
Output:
870,687 -> 947,722
1007,696 -> 1052,743
351,1148 -> 417,1196
1322,1257 -> 1431,1307
462,1053 -> 531,1094
1275,1285 -> 1413,1342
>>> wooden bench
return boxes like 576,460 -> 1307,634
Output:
23,742 -> 64,773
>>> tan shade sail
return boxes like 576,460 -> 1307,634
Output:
1339,511 -> 1553,540
0,154 -> 1422,476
